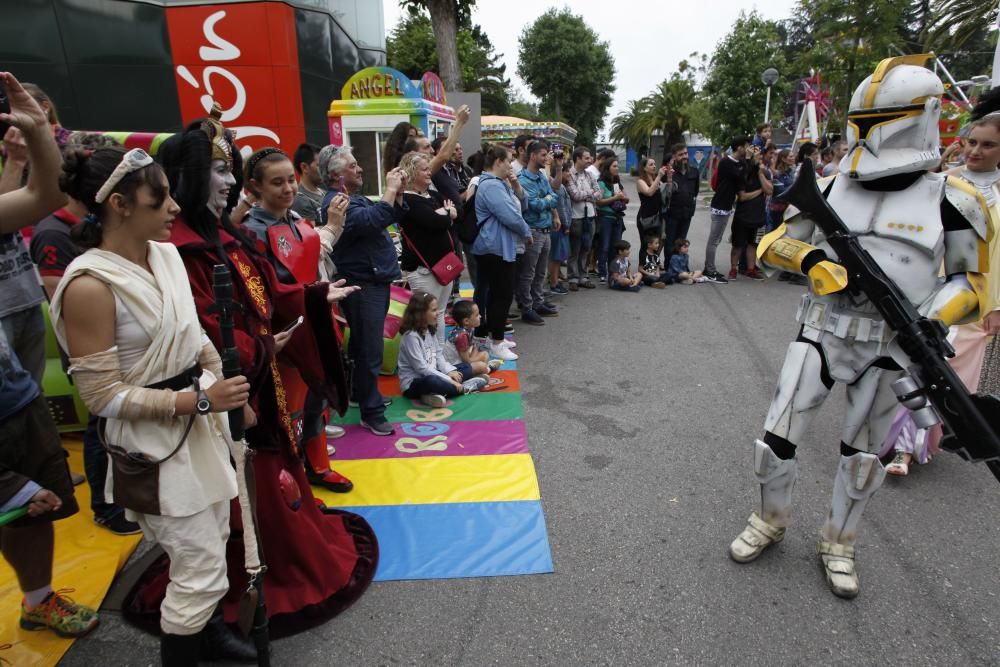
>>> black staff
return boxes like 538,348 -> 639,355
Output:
212,263 -> 271,666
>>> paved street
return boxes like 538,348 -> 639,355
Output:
64,176 -> 1000,666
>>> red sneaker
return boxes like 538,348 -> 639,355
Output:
745,269 -> 766,281
728,268 -> 738,280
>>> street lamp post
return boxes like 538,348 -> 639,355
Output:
762,68 -> 779,123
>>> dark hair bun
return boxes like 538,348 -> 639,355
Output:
59,147 -> 93,205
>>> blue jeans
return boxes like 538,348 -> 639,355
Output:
597,216 -> 624,279
82,414 -> 119,519
402,363 -> 473,399
340,282 -> 390,422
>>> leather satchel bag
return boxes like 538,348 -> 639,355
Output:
97,368 -> 200,516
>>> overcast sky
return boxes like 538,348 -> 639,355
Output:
381,0 -> 796,139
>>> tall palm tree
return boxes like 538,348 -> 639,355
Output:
641,78 -> 697,153
609,99 -> 651,154
923,0 -> 999,53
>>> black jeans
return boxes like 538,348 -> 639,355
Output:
663,213 -> 693,263
473,253 -> 516,342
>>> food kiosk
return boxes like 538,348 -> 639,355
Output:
327,67 -> 456,196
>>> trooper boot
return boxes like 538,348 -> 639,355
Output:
161,632 -> 200,667
730,439 -> 799,563
817,451 -> 886,599
199,606 -> 257,663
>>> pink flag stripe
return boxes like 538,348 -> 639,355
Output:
331,420 -> 529,460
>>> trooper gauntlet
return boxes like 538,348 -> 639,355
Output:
758,233 -> 849,296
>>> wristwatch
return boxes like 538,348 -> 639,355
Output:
195,390 -> 212,415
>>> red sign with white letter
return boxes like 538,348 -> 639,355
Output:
165,2 -> 305,156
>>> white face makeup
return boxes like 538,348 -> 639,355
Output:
207,159 -> 236,217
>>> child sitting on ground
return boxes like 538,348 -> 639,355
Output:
446,300 -> 504,374
665,238 -> 705,285
638,235 -> 671,288
398,292 -> 488,408
609,240 -> 642,292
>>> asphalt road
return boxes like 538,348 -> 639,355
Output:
63,176 -> 1000,666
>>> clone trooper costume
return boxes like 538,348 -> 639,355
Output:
729,55 -> 993,598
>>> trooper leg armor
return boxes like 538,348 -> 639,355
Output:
729,440 -> 798,562
730,340 -> 832,563
817,364 -> 899,598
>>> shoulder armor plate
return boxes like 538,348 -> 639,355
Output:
945,175 -> 992,241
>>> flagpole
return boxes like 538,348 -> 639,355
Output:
993,1 -> 1000,87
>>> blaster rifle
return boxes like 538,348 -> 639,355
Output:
778,159 -> 1000,483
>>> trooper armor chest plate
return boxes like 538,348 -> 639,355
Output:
813,175 -> 946,307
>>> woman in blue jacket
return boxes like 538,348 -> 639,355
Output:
471,145 -> 532,362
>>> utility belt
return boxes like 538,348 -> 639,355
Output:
795,294 -> 892,343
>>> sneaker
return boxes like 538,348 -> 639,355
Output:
651,281 -> 667,289
94,512 -> 142,536
70,472 -> 86,486
598,276 -> 607,284
705,272 -> 729,284
579,281 -> 596,289
550,284 -> 569,295
349,397 -> 393,408
728,268 -> 738,280
745,268 -> 766,281
504,321 -> 515,333
777,271 -> 792,282
20,589 -> 99,638
462,377 -> 489,394
508,311 -> 521,320
536,303 -> 559,317
490,342 -> 518,361
568,282 -> 580,292
521,309 -> 545,325
418,394 -> 448,408
695,276 -> 710,283
325,424 -> 346,439
327,443 -> 337,456
487,359 -> 504,372
361,418 -> 395,436
498,339 -> 517,348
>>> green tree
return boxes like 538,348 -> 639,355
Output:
508,93 -> 541,121
786,0 -> 908,130
923,0 -> 999,57
387,14 -> 512,114
399,0 -> 476,91
517,8 -> 616,147
703,11 -> 789,142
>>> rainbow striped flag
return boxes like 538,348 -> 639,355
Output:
314,287 -> 553,580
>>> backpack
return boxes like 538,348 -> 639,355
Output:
455,184 -> 481,244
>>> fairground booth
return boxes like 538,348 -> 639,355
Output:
327,66 -> 456,196
481,115 -> 578,150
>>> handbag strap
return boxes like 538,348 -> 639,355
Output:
401,219 -> 454,269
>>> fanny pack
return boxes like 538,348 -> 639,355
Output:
98,363 -> 201,516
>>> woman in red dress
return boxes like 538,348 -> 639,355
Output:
124,110 -> 377,640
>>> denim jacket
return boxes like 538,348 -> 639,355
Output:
517,167 -> 558,230
331,195 -> 404,284
472,172 -> 532,262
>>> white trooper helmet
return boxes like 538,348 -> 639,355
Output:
841,54 -> 944,180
